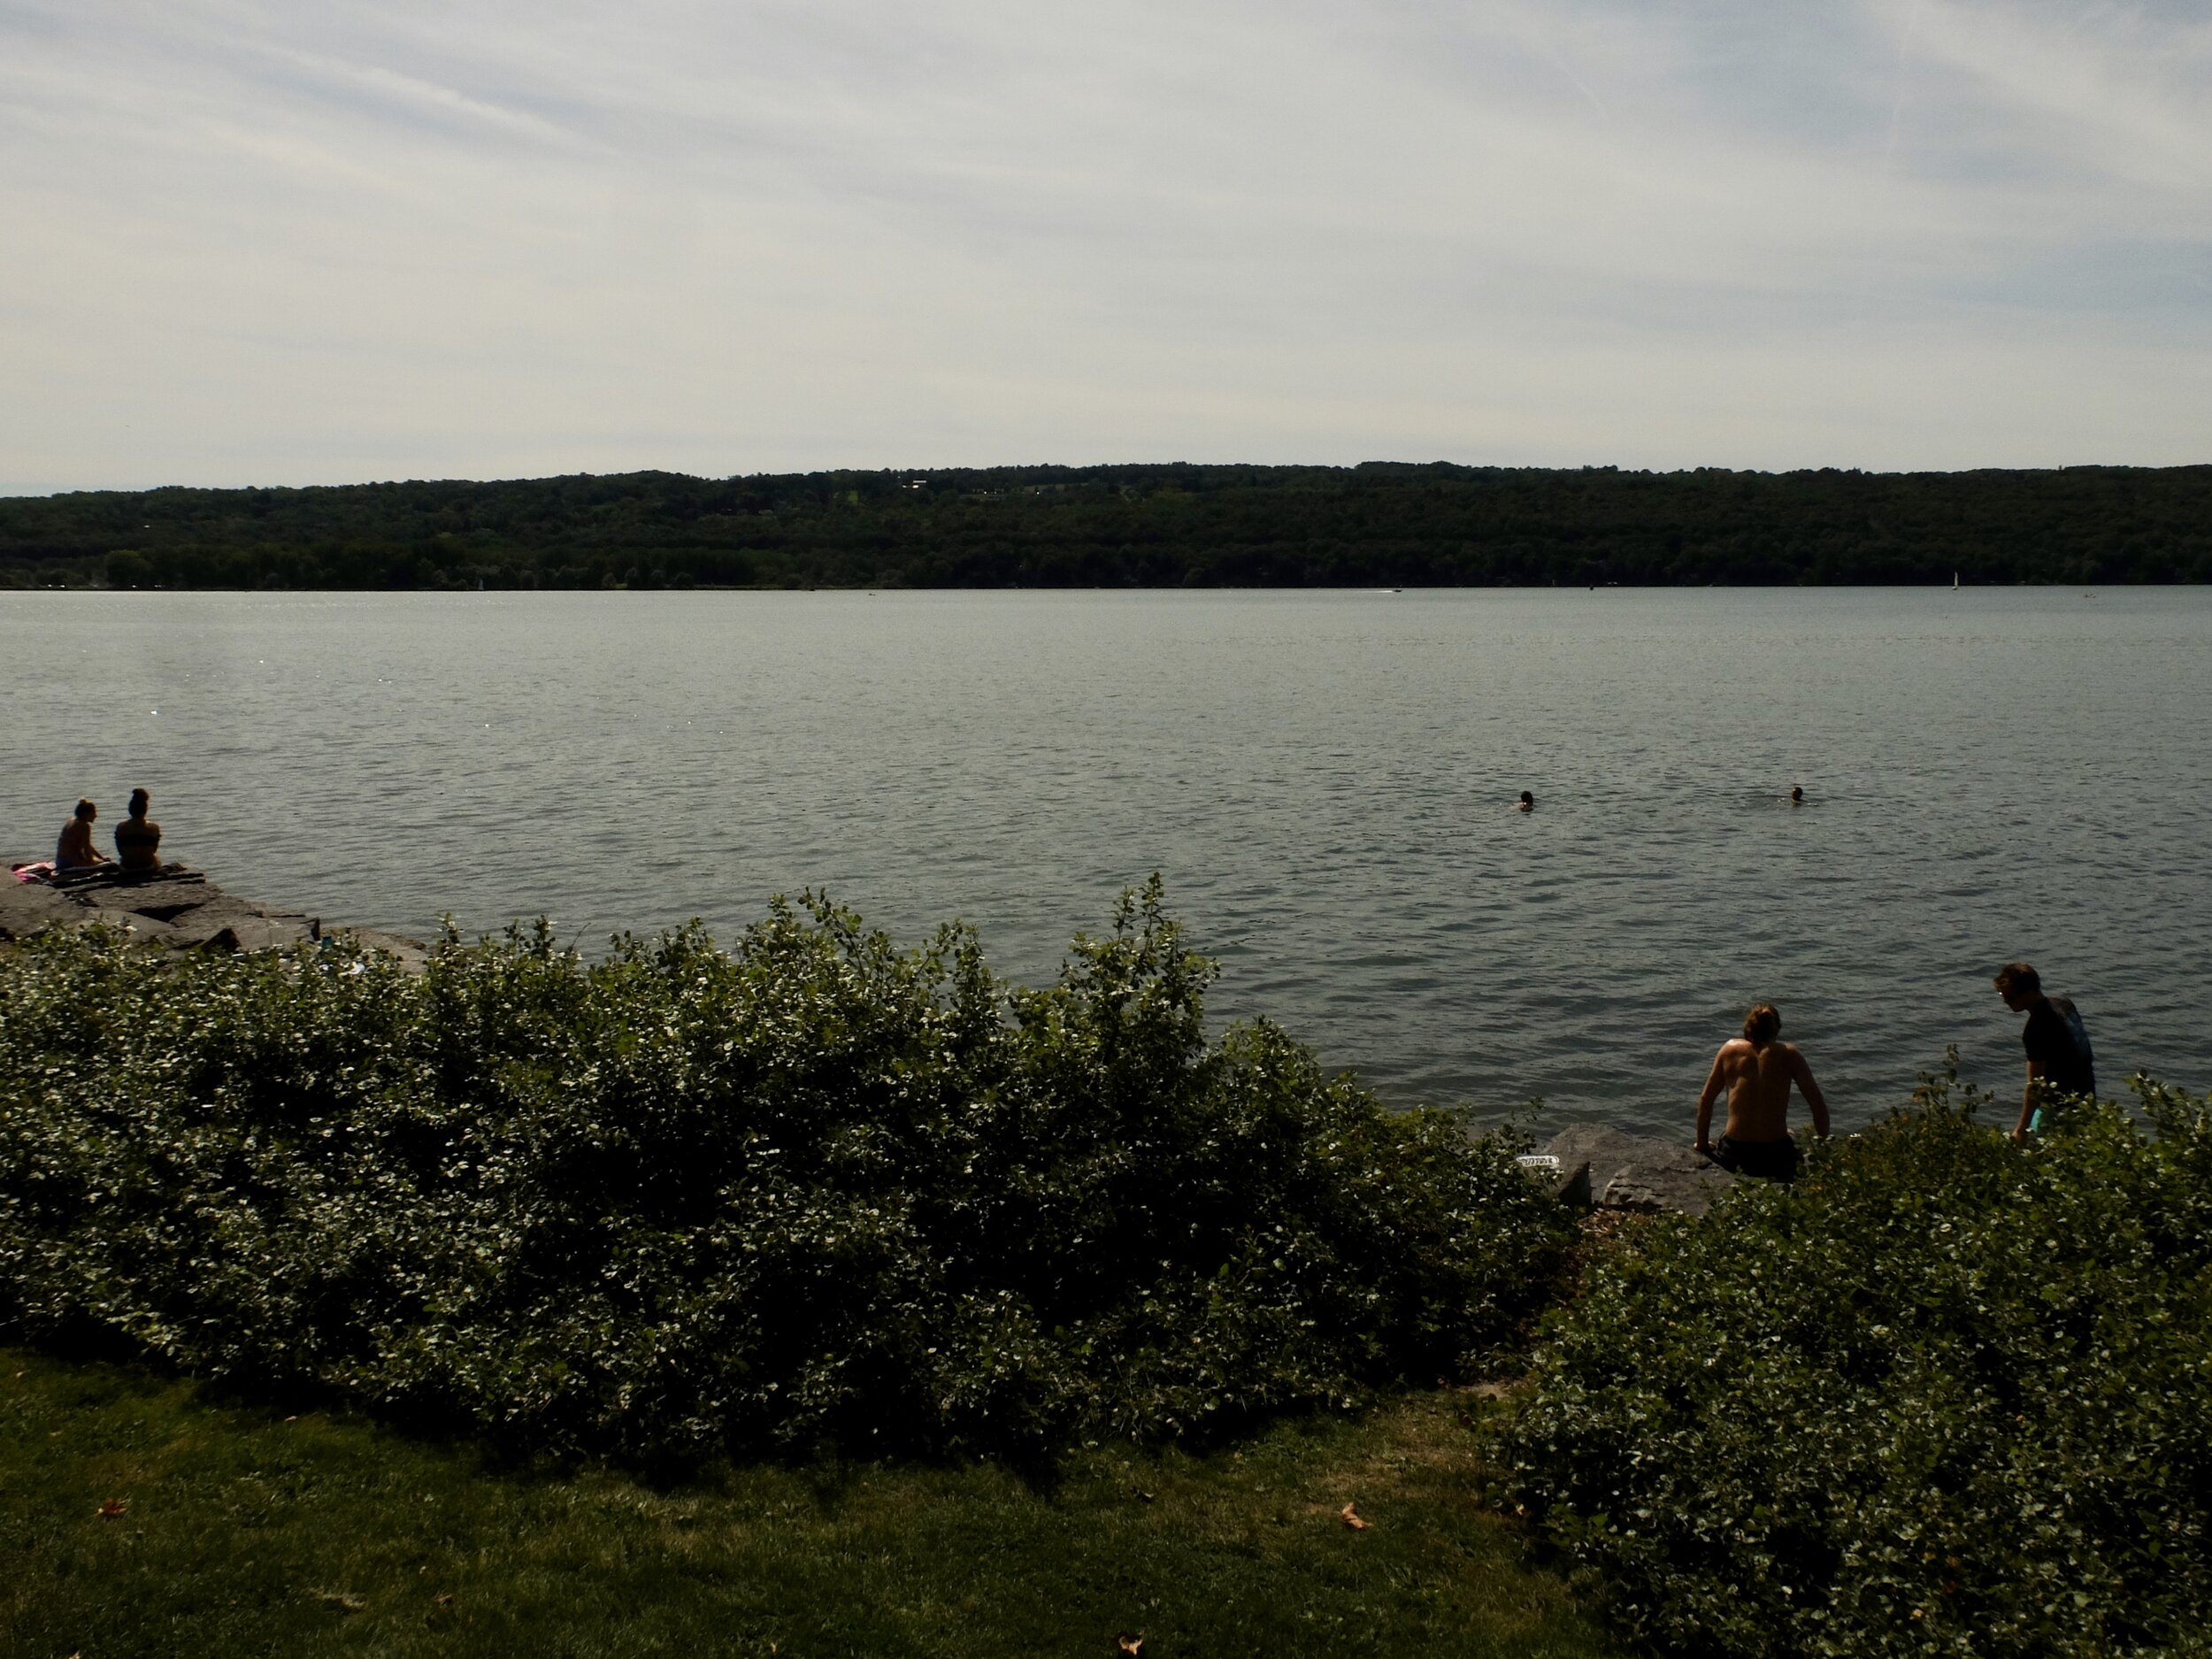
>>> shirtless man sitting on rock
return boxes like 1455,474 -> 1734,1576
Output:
1694,1002 -> 1830,1182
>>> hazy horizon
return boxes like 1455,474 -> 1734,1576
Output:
10,454 -> 2212,508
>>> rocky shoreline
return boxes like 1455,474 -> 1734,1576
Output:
0,864 -> 429,971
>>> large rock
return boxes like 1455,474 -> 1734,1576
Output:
91,910 -> 180,943
1514,1153 -> 1594,1207
0,876 -> 84,941
336,927 -> 432,973
1546,1124 -> 1737,1217
161,895 -> 317,953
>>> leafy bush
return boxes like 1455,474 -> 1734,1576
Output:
1495,1070 -> 2212,1659
0,880 -> 1570,1461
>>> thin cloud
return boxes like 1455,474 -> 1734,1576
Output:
0,0 -> 2206,490
1893,0 -> 2212,193
243,42 -> 594,151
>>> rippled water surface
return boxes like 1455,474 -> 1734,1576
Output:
5,587 -> 2207,1134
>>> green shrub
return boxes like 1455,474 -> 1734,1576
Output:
0,880 -> 1570,1462
1495,1069 -> 2212,1659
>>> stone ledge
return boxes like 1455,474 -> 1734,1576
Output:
1545,1124 -> 1735,1217
4,861 -> 427,971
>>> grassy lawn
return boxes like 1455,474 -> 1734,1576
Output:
0,1349 -> 1613,1659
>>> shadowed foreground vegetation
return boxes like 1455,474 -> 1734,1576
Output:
0,1351 -> 1612,1659
1497,1073 -> 2212,1659
5,883 -> 2210,1658
0,882 -> 1571,1463
6,460 -> 2210,589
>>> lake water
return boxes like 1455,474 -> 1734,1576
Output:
4,587 -> 2207,1136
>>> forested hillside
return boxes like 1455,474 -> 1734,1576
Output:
5,462 -> 2208,588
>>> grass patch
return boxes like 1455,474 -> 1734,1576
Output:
1,1349 -> 1612,1659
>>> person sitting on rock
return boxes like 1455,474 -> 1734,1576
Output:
113,787 -> 163,873
55,799 -> 112,872
1693,1002 -> 1830,1182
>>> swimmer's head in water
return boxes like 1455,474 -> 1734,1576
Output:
128,787 -> 150,815
1791,786 -> 1803,802
1743,1002 -> 1781,1048
74,798 -> 96,821
1518,790 -> 1534,806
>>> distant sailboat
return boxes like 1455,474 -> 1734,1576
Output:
1951,571 -> 1960,591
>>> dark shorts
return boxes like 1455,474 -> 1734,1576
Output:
1711,1133 -> 1801,1182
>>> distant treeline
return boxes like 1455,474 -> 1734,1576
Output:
4,462 -> 2209,589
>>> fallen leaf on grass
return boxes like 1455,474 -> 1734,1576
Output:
435,1594 -> 455,1605
96,1499 -> 128,1518
1340,1502 -> 1370,1531
1116,1634 -> 1144,1655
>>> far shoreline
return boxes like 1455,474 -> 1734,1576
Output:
7,461 -> 2209,589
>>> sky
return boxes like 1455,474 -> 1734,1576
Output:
3,0 -> 2208,493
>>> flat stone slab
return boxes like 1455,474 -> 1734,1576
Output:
73,877 -> 216,922
160,895 -> 316,952
180,914 -> 316,953
1546,1124 -> 1736,1217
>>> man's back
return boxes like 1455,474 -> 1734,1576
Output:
1713,1037 -> 1807,1141
1695,1003 -> 1830,1180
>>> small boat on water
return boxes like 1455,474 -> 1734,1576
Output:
1952,572 -> 1960,591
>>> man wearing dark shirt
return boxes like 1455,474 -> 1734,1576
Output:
1993,961 -> 2096,1141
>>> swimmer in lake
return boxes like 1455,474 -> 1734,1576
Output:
1694,1002 -> 1830,1182
1790,786 -> 1803,804
1517,791 -> 1535,812
55,798 -> 111,871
